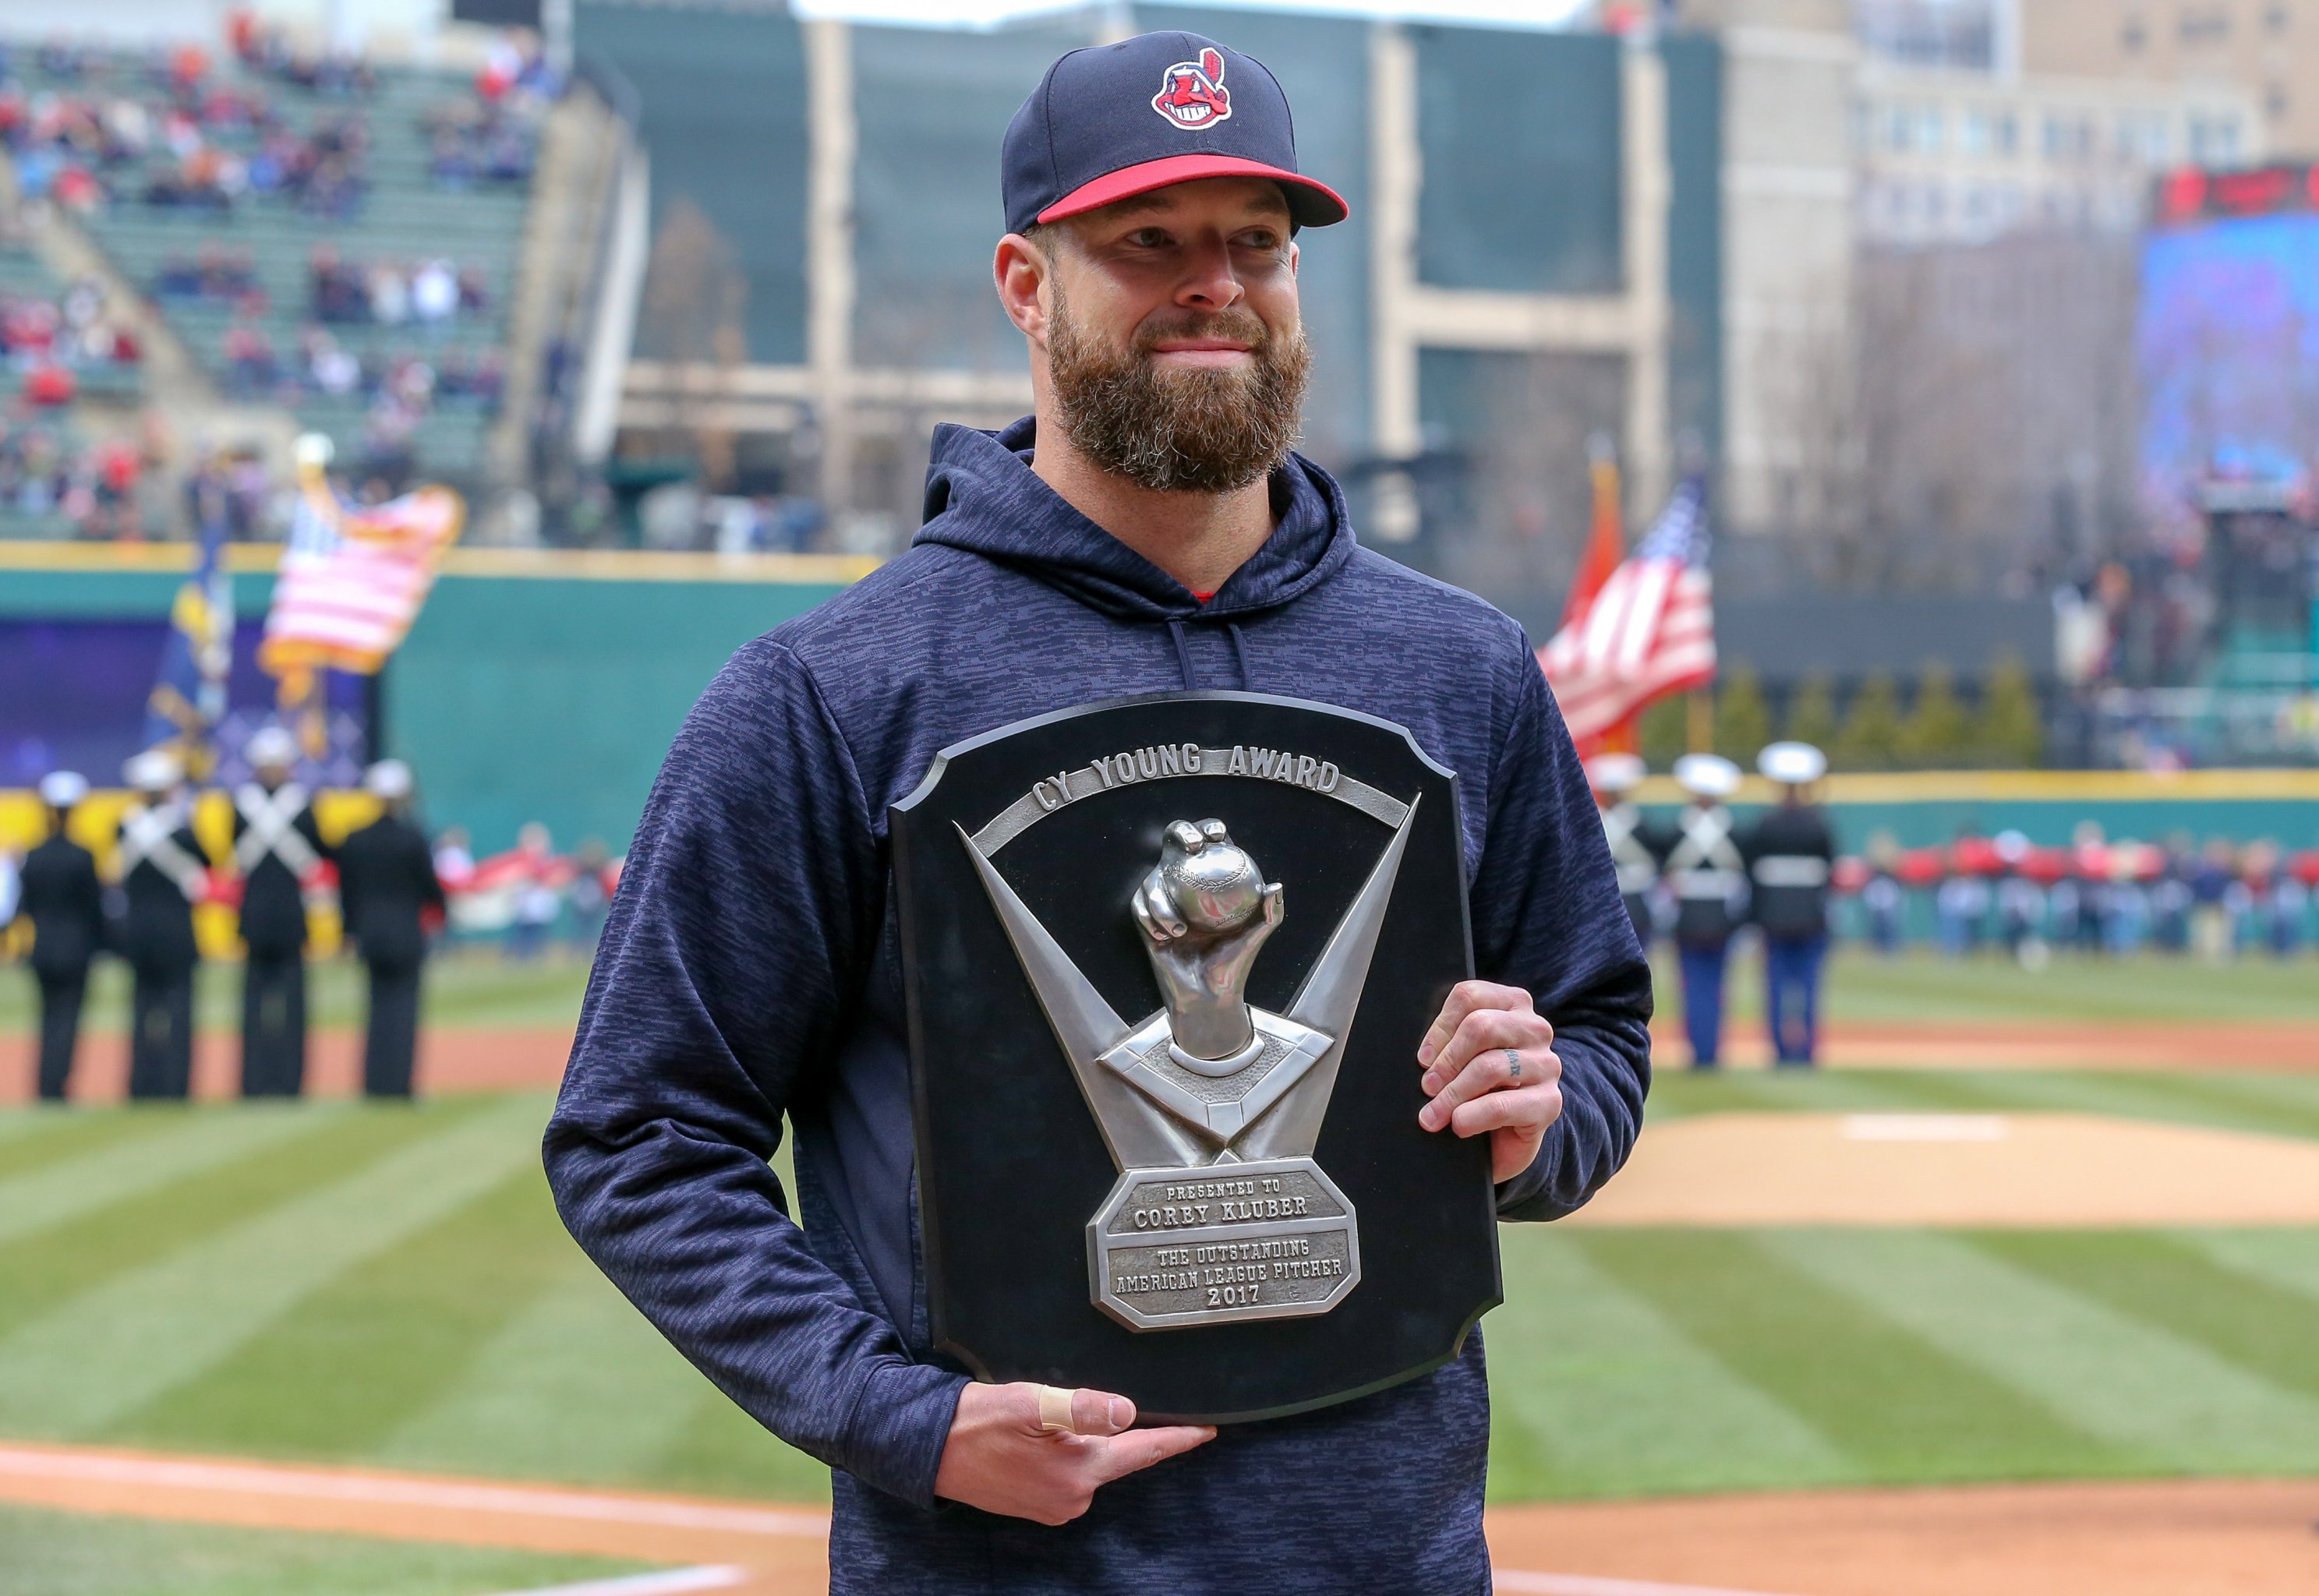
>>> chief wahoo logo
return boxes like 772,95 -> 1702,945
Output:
1152,47 -> 1232,130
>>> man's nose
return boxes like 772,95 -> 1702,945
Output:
1174,236 -> 1245,311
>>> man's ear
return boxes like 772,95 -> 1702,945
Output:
994,233 -> 1051,346
1289,237 -> 1299,278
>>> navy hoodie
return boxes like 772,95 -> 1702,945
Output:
543,418 -> 1653,1595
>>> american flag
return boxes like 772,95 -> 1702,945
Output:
1536,475 -> 1715,743
260,472 -> 463,677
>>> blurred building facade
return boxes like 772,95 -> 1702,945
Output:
2020,0 -> 2319,159
1854,61 -> 2260,243
585,2 -> 1740,627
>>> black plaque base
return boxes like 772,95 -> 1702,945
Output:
892,691 -> 1501,1424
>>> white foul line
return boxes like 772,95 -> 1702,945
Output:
480,1567 -> 747,1596
0,1447 -> 829,1538
1494,1571 -> 1808,1596
0,1445 -> 1807,1596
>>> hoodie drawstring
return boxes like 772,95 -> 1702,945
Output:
1165,617 -> 1256,691
1166,618 -> 1197,690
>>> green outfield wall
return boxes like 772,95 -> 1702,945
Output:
1630,771 -> 2319,850
5,548 -> 2316,858
0,546 -> 866,853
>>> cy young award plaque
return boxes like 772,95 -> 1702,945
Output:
892,691 -> 1502,1423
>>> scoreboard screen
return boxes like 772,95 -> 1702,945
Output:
2140,168 -> 2319,533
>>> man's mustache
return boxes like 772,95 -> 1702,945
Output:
1129,310 -> 1273,357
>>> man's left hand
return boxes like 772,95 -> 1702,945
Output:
1416,980 -> 1564,1184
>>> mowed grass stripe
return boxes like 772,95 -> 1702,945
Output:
0,1108 -> 179,1181
645,1376 -> 843,1503
2180,1229 -> 2319,1307
0,1107 -> 475,1345
373,1262 -> 746,1488
1769,1229 -> 2319,1474
422,957 -> 592,1029
1952,1070 -> 2319,1141
0,1107 -> 336,1249
1971,1231 -> 2319,1407
2162,1072 -> 2319,1128
0,1500 -> 646,1596
1647,1068 -> 2034,1121
112,1163 -> 577,1458
0,1094 -> 547,1439
1485,1229 -> 1850,1500
1573,1230 -> 2110,1481
1805,951 -> 2319,1022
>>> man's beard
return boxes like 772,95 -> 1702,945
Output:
1045,284 -> 1313,494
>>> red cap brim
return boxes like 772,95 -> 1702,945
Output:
1037,154 -> 1349,228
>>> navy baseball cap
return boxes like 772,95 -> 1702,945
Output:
1003,31 -> 1349,236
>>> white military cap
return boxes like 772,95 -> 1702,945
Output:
39,770 -> 90,808
246,726 -> 299,768
1757,740 -> 1828,786
364,759 -> 414,800
1673,752 -> 1742,800
124,749 -> 182,792
1584,752 -> 1646,795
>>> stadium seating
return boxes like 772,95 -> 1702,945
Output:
0,241 -> 145,404
4,41 -> 537,489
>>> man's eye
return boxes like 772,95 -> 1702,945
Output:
1127,228 -> 1172,248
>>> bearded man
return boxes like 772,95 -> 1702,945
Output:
545,32 -> 1651,1595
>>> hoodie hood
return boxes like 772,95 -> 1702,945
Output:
914,416 -> 1357,623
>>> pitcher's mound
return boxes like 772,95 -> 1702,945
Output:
1568,1111 -> 2319,1227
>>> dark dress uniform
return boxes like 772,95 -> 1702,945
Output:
336,812 -> 444,1097
1744,802 -> 1836,1065
231,781 -> 331,1096
16,829 -> 105,1100
1600,799 -> 1672,948
116,803 -> 207,1100
1663,801 -> 1747,1067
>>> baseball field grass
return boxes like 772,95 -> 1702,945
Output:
5,942 -> 2317,1037
2,949 -> 2317,1591
0,951 -> 595,1037
0,1501 -> 644,1596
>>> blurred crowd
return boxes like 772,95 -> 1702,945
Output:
1837,824 -> 2319,962
1,41 -> 372,219
429,822 -> 620,957
0,23 -> 547,222
308,246 -> 488,327
223,323 -> 502,410
2,270 -> 141,402
421,34 -> 555,189
0,415 -> 147,536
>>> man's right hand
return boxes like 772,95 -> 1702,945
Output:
933,1382 -> 1216,1524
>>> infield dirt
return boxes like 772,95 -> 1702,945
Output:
9,1014 -> 2319,1103
1568,1109 -> 2319,1227
1,1442 -> 2312,1596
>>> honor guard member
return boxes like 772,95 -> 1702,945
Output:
231,726 -> 331,1096
15,772 -> 105,1100
1745,741 -> 1835,1066
541,32 -> 1652,1596
1585,752 -> 1667,948
334,760 -> 445,1098
1666,752 -> 1747,1068
116,750 -> 207,1099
